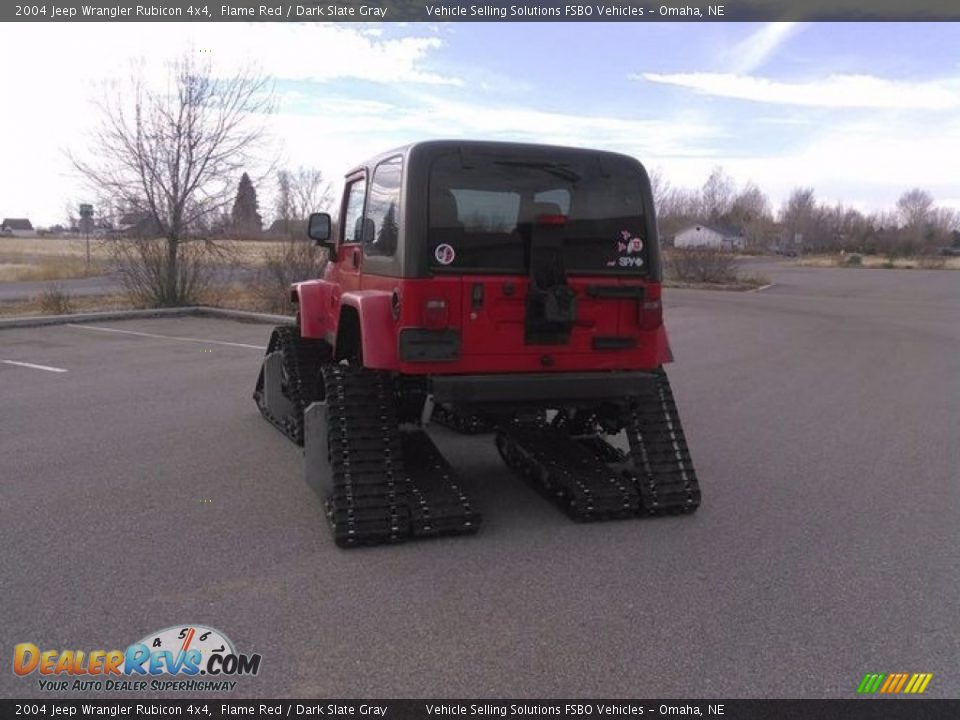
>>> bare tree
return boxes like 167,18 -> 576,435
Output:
254,166 -> 333,313
274,169 -> 295,236
896,188 -> 934,230
71,54 -> 274,306
63,202 -> 79,233
728,182 -> 772,251
647,167 -> 671,215
656,187 -> 703,239
701,166 -> 735,221
291,166 -> 334,220
780,187 -> 818,251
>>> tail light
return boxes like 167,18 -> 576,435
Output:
639,283 -> 662,330
640,300 -> 662,330
423,298 -> 449,328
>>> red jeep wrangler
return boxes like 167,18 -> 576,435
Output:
255,140 -> 700,547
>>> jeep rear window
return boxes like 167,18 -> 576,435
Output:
428,152 -> 648,275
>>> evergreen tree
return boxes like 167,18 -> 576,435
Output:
232,172 -> 262,237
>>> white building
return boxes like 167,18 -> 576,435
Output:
0,218 -> 36,237
673,223 -> 743,250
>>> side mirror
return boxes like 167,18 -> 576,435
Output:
308,212 -> 332,243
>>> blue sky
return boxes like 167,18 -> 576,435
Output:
2,22 -> 959,225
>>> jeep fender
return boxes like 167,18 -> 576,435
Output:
340,290 -> 398,369
293,280 -> 334,340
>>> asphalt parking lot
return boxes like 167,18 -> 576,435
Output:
2,265 -> 958,699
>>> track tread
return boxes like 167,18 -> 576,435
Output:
253,325 -> 331,446
624,368 -> 702,516
317,365 -> 481,547
496,367 -> 700,522
497,424 -> 640,521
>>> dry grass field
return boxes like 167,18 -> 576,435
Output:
795,253 -> 960,270
0,292 -> 135,318
0,235 -> 288,282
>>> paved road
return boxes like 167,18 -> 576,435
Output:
0,275 -> 124,301
0,266 -> 257,301
1,266 -> 957,699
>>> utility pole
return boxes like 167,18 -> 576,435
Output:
79,204 -> 94,272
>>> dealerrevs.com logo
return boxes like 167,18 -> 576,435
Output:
13,625 -> 261,692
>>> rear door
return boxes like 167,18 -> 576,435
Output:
424,157 -> 643,358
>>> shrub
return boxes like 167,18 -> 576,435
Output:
663,247 -> 739,283
918,255 -> 947,270
107,237 -> 222,307
37,283 -> 74,315
253,238 -> 328,314
845,253 -> 863,266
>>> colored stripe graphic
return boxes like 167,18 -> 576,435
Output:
882,673 -> 907,693
857,674 -> 885,693
879,674 -> 897,693
893,674 -> 909,693
857,672 -> 932,694
912,674 -> 933,694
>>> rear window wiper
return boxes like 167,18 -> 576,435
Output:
493,160 -> 581,183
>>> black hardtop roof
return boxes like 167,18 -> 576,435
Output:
345,139 -> 645,177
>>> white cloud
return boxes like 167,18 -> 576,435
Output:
728,22 -> 801,73
646,116 -> 960,212
396,96 -> 723,157
639,72 -> 960,109
269,95 -> 725,199
0,23 -> 457,223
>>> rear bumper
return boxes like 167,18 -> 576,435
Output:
429,371 -> 657,404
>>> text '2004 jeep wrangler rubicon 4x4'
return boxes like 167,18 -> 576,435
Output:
254,140 -> 701,547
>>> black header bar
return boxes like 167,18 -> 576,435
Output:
4,0 -> 960,22
3,700 -> 959,720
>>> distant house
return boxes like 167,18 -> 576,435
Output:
1,218 -> 36,237
674,223 -> 744,250
115,212 -> 161,237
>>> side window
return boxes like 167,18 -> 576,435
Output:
342,178 -> 367,244
363,157 -> 402,257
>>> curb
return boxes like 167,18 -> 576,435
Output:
0,306 -> 294,330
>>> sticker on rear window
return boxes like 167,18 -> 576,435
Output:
618,230 -> 643,254
434,243 -> 456,265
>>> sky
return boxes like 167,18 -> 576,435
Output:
1,21 -> 959,226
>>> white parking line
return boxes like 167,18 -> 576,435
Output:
67,324 -> 267,349
1,359 -> 68,373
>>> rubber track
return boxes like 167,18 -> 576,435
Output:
432,404 -> 494,434
254,325 -> 330,446
402,431 -> 481,537
322,365 -> 410,546
497,424 -> 639,521
321,365 -> 481,547
496,368 -> 700,520
624,369 -> 701,515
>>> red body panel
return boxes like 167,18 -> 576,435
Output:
294,271 -> 672,374
295,279 -> 333,340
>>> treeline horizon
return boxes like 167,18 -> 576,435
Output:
650,167 -> 960,256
